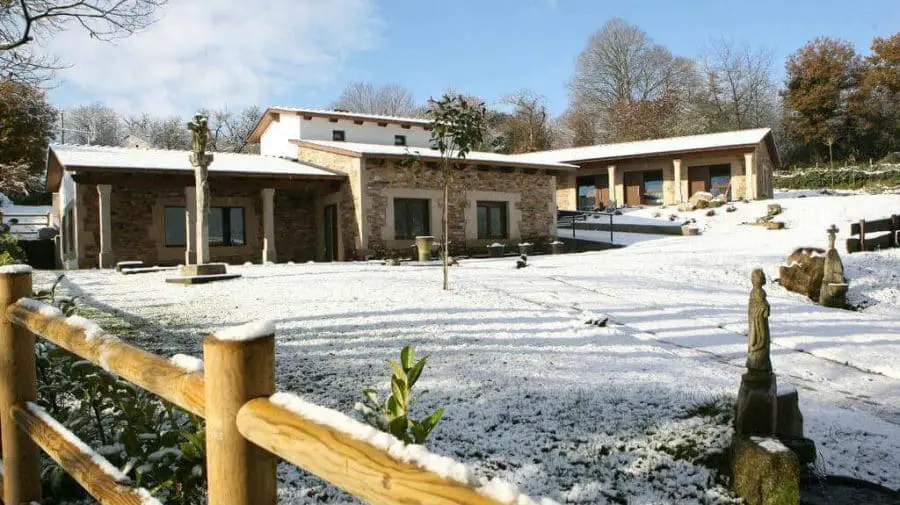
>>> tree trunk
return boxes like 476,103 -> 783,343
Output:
442,179 -> 449,291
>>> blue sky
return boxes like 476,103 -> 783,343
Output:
48,0 -> 899,117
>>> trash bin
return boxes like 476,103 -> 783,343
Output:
415,236 -> 435,262
550,240 -> 565,255
518,242 -> 533,256
487,243 -> 505,258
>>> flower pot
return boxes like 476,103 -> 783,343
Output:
487,243 -> 505,258
518,243 -> 534,256
415,236 -> 435,262
550,241 -> 565,255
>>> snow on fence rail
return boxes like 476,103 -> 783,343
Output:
0,268 -> 553,505
846,214 -> 900,253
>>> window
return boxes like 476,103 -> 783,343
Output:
209,207 -> 246,246
62,207 -> 75,255
164,206 -> 187,246
708,165 -> 732,197
477,201 -> 508,239
394,199 -> 429,239
576,175 -> 596,211
642,171 -> 664,206
394,135 -> 407,146
332,130 -> 345,141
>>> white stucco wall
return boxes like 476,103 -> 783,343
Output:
298,116 -> 433,147
260,113 -> 302,158
259,112 -> 434,158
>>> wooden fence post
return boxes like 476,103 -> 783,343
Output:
859,219 -> 867,252
203,323 -> 277,505
0,267 -> 42,504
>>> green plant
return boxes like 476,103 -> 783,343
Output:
33,274 -> 77,315
0,230 -> 26,265
355,345 -> 444,444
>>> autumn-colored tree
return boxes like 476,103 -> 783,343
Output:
497,90 -> 554,154
0,79 -> 57,195
782,37 -> 863,163
862,34 -> 900,157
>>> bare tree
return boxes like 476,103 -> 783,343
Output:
203,106 -> 263,154
1,0 -> 165,83
498,90 -> 554,153
62,103 -> 123,145
331,81 -> 421,117
699,40 -> 778,131
568,18 -> 700,142
124,114 -> 190,150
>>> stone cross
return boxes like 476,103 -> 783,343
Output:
746,269 -> 772,375
826,224 -> 839,251
187,114 -> 213,265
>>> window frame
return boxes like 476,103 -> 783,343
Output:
394,134 -> 407,146
332,130 -> 346,142
209,207 -> 246,247
393,198 -> 430,240
476,201 -> 508,240
164,206 -> 187,247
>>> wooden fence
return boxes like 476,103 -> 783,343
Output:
0,268 -> 534,505
846,214 -> 900,253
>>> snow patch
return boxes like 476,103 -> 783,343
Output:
66,315 -> 108,341
15,298 -> 64,318
0,265 -> 33,274
170,354 -> 203,373
750,437 -> 789,453
213,319 -> 275,341
269,392 -> 558,505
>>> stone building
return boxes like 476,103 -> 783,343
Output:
512,128 -> 779,210
47,107 -> 573,268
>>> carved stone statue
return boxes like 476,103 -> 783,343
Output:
820,224 -> 848,308
826,224 -> 838,250
187,113 -> 209,158
746,269 -> 772,374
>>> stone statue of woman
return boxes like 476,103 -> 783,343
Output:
187,113 -> 209,156
746,268 -> 773,374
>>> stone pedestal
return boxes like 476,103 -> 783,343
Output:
731,437 -> 800,505
735,372 -> 777,437
415,236 -> 434,262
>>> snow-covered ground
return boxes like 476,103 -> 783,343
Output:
37,191 -> 900,503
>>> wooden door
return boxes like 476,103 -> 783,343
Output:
688,166 -> 709,196
323,204 -> 338,261
595,174 -> 610,205
624,172 -> 643,206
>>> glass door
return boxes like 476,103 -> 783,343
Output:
324,204 -> 337,261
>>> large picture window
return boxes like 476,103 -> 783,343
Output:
576,175 -> 596,211
394,198 -> 429,239
477,201 -> 508,239
709,165 -> 732,197
210,207 -> 246,246
642,171 -> 664,206
164,206 -> 186,247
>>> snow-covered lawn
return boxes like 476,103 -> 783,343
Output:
39,192 -> 900,504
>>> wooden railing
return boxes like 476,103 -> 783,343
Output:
0,267 -> 543,505
0,211 -> 52,240
846,213 -> 900,253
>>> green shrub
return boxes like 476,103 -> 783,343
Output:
0,230 -> 26,265
355,345 -> 444,444
35,289 -> 206,504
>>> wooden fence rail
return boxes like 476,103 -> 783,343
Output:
0,267 -> 541,505
846,213 -> 900,253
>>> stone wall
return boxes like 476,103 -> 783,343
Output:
363,159 -> 556,256
297,147 -> 363,259
74,181 -> 315,268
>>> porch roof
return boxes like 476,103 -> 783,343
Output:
46,144 -> 345,191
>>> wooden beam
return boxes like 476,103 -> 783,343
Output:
0,270 -> 41,505
12,402 -> 159,505
204,331 -> 277,505
5,304 -> 205,417
236,398 -> 509,505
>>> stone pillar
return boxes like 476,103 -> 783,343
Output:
195,166 -> 210,265
744,152 -> 755,200
673,159 -> 683,203
607,165 -> 617,208
261,188 -> 277,263
97,184 -> 113,269
184,187 -> 197,265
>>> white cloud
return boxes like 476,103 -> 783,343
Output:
47,0 -> 382,115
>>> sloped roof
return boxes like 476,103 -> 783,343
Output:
298,140 -> 579,171
248,106 -> 432,143
511,128 -> 779,167
46,144 -> 344,191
